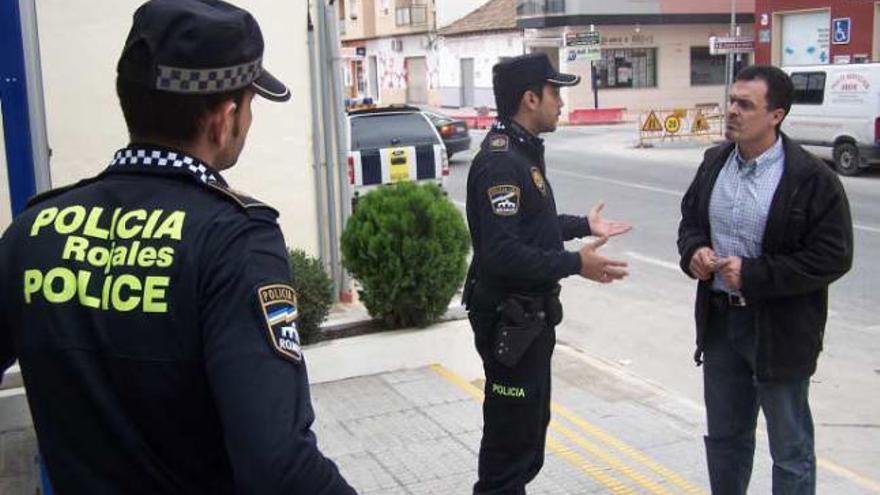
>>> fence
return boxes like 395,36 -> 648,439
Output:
637,104 -> 723,147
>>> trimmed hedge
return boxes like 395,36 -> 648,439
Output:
341,182 -> 469,329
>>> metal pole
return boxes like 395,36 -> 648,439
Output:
724,0 -> 736,112
324,1 -> 354,301
590,24 -> 598,109
591,61 -> 598,109
19,0 -> 51,193
307,7 -> 329,271
316,1 -> 343,298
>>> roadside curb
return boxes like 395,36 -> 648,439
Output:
315,303 -> 468,343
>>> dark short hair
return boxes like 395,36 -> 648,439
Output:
116,78 -> 246,142
734,65 -> 794,117
495,82 -> 545,119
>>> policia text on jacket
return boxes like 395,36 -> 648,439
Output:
21,205 -> 185,313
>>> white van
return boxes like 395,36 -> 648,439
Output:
782,63 -> 880,176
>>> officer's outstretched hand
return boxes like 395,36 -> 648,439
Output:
587,202 -> 633,238
578,236 -> 629,284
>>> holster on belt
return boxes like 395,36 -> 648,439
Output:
493,287 -> 563,367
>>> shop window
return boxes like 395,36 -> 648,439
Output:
690,47 -> 726,86
791,72 -> 826,105
595,48 -> 657,89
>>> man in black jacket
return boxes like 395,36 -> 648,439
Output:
0,1 -> 355,493
464,53 -> 632,494
678,65 -> 853,494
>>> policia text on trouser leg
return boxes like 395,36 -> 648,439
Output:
470,285 -> 563,494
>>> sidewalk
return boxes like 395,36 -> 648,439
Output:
2,309 -> 877,493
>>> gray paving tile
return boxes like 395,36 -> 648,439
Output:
420,399 -> 483,436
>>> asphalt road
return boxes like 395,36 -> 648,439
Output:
446,125 -> 880,490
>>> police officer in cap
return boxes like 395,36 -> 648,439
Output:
0,1 -> 355,493
464,53 -> 633,493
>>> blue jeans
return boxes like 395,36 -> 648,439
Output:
702,302 -> 816,495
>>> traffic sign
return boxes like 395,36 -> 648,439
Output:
691,111 -> 710,133
564,31 -> 601,64
832,18 -> 851,45
664,115 -> 681,134
709,36 -> 755,55
641,111 -> 663,132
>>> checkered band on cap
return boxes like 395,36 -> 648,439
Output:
109,148 -> 219,184
156,58 -> 262,94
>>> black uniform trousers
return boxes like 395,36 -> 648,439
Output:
468,290 -> 556,495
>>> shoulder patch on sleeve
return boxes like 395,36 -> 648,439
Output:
488,134 -> 509,152
207,183 -> 279,215
257,284 -> 303,363
487,184 -> 521,216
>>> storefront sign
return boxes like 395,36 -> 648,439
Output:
601,34 -> 654,47
709,36 -> 754,55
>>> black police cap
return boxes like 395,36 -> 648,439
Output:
493,53 -> 581,97
117,0 -> 290,102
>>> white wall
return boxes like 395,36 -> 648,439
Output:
33,0 -> 319,254
435,32 -> 524,108
367,34 -> 435,104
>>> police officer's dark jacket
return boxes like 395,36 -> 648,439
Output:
0,145 -> 354,494
465,119 -> 590,299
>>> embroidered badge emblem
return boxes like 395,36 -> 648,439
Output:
489,134 -> 509,152
488,185 -> 521,216
257,284 -> 302,362
531,167 -> 547,196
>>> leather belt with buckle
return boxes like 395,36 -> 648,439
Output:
711,291 -> 747,307
727,293 -> 747,307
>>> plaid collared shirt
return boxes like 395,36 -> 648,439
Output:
709,137 -> 785,293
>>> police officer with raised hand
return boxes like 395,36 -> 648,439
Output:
463,53 -> 632,494
0,1 -> 355,493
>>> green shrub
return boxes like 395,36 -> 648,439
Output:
341,182 -> 470,329
288,248 -> 334,344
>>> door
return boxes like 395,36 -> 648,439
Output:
406,56 -> 427,104
460,58 -> 474,107
368,55 -> 379,101
780,10 -> 831,66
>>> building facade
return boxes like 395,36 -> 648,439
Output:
337,0 -> 496,105
434,0 -> 523,108
754,0 -> 880,66
516,0 -> 755,112
338,0 -> 439,104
